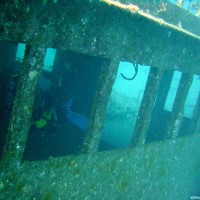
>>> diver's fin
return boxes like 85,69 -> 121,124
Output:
63,96 -> 74,111
67,111 -> 88,131
63,97 -> 88,131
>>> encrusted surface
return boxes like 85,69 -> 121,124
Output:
1,134 -> 200,199
0,0 -> 200,74
82,59 -> 119,153
115,0 -> 200,36
1,46 -> 46,167
1,1 -> 200,199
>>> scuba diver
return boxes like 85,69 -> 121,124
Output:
30,71 -> 58,132
30,69 -> 89,133
31,91 -> 58,131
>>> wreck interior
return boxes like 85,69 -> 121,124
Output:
0,0 -> 200,199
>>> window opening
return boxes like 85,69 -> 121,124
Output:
43,48 -> 57,72
23,51 -> 103,161
99,62 -> 150,151
164,70 -> 182,112
146,70 -> 174,143
184,74 -> 200,118
147,70 -> 199,142
15,43 -> 26,62
177,74 -> 200,137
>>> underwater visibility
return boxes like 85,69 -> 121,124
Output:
0,0 -> 200,199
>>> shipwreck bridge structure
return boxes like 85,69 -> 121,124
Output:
0,0 -> 200,199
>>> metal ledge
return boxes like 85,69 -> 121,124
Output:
0,0 -> 200,74
1,133 -> 200,199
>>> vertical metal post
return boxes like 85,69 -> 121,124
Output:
131,67 -> 163,147
1,45 -> 46,167
165,73 -> 193,139
153,70 -> 174,110
189,92 -> 200,134
81,59 -> 120,153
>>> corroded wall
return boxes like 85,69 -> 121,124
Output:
1,134 -> 200,199
0,0 -> 200,73
0,1 -> 200,199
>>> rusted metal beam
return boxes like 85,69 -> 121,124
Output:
0,0 -> 200,74
1,45 -> 46,167
131,67 -> 163,147
153,70 -> 174,110
82,59 -> 120,153
165,73 -> 193,139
